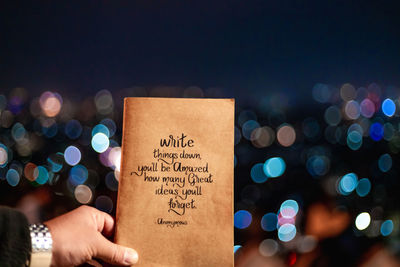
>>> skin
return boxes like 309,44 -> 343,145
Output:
45,205 -> 138,267
295,202 -> 351,267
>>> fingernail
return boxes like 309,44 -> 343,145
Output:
124,248 -> 139,265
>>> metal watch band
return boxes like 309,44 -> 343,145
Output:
29,224 -> 53,253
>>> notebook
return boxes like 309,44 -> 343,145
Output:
115,97 -> 234,266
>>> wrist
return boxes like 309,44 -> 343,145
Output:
29,224 -> 53,267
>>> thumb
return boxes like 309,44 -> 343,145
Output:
94,234 -> 138,265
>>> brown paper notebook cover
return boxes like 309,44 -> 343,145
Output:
115,97 -> 234,266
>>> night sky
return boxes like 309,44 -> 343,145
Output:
1,1 -> 400,103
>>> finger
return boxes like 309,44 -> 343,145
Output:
94,233 -> 138,265
94,209 -> 115,236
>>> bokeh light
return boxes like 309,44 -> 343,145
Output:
69,165 -> 89,186
383,123 -> 395,141
6,169 -> 20,187
369,122 -> 384,141
242,120 -> 260,140
91,133 -> 110,153
261,213 -> 278,231
340,83 -> 356,101
344,100 -> 360,120
355,212 -> 371,230
0,143 -> 8,167
360,98 -> 375,118
347,130 -> 362,150
95,90 -> 114,115
278,224 -> 297,242
11,122 -> 26,141
35,166 -> 49,185
380,220 -> 394,236
263,157 -> 286,178
276,124 -> 296,147
251,126 -> 275,148
24,162 -> 38,181
99,148 -> 113,168
74,184 -> 93,204
234,245 -> 242,253
277,211 -> 295,227
356,178 -> 371,197
250,163 -> 269,183
47,153 -> 64,172
0,110 -> 14,128
280,200 -> 299,218
234,210 -> 252,229
324,106 -> 342,126
39,91 -> 63,117
108,146 -> 122,172
338,173 -> 358,195
382,98 -> 396,117
64,146 -> 81,166
378,153 -> 392,172
348,123 -> 363,136
258,239 -> 279,257
100,118 -> 116,137
92,124 -> 110,138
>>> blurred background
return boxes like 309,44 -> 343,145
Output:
2,1 -> 400,266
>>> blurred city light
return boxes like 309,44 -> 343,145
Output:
355,212 -> 371,231
278,223 -> 297,242
64,146 -> 81,166
250,163 -> 269,183
338,173 -> 358,195
382,98 -> 396,117
234,210 -> 252,229
356,178 -> 371,197
380,220 -> 394,236
0,83 -> 400,264
261,213 -> 278,232
263,157 -> 286,178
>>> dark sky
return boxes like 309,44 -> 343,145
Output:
1,1 -> 400,101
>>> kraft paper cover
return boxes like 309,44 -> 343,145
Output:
115,97 -> 234,266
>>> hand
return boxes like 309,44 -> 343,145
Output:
305,202 -> 350,240
45,205 -> 138,266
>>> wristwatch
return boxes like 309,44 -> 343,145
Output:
29,224 -> 53,267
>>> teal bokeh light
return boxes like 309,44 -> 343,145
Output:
263,157 -> 286,178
